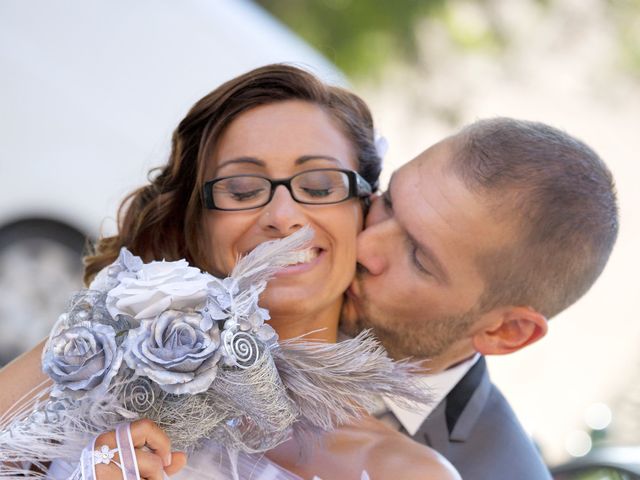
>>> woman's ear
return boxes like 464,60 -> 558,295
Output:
472,306 -> 548,355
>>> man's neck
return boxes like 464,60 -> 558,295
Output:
419,350 -> 479,375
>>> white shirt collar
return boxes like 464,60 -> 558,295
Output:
384,353 -> 481,436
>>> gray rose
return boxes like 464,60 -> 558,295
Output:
123,310 -> 221,395
43,321 -> 123,399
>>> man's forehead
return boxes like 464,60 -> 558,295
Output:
389,142 -> 514,265
398,138 -> 453,178
390,142 -> 450,199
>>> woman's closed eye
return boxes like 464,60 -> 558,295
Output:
229,188 -> 265,201
216,177 -> 269,202
296,177 -> 347,201
301,186 -> 333,198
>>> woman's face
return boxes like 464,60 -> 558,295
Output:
203,100 -> 364,320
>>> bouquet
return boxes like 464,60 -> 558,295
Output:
0,227 -> 427,477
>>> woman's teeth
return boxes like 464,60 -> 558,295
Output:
287,248 -> 319,265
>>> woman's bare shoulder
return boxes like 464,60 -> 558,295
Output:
350,416 -> 461,480
370,431 -> 461,480
269,415 -> 461,479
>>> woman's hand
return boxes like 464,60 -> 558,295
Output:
93,419 -> 187,480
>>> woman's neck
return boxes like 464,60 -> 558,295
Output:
267,299 -> 342,343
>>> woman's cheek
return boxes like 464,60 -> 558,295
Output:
339,209 -> 362,279
204,217 -> 234,275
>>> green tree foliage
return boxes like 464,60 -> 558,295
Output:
614,0 -> 640,77
254,0 -> 445,76
257,0 -> 640,79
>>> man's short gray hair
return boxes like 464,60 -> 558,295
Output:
450,118 -> 618,318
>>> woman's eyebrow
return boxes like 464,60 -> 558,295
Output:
218,155 -> 340,170
295,155 -> 341,165
217,156 -> 265,170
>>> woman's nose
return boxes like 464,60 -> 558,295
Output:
257,185 -> 306,235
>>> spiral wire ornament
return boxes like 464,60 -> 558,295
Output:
230,332 -> 260,369
123,378 -> 156,414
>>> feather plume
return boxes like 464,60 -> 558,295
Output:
231,225 -> 314,292
274,331 -> 429,434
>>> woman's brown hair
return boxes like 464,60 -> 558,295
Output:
83,64 -> 382,284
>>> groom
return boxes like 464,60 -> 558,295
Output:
342,118 -> 619,480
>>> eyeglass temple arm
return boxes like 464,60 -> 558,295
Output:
356,174 -> 373,196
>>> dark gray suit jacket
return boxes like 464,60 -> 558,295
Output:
410,357 -> 552,480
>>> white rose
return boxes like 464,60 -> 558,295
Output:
107,259 -> 212,320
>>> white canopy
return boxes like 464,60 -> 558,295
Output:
0,0 -> 344,235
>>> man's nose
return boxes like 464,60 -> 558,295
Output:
356,219 -> 394,276
257,185 -> 306,236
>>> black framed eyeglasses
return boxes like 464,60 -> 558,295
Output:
202,168 -> 372,211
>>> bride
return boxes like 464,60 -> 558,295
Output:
0,64 -> 459,479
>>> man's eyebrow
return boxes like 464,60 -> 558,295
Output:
388,173 -> 450,283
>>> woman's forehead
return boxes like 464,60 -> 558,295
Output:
208,101 -> 358,175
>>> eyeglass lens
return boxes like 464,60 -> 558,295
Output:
211,170 -> 352,210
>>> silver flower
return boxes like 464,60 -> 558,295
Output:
107,258 -> 212,320
89,247 -> 143,292
43,321 -> 123,399
123,310 -> 221,395
238,309 -> 277,344
204,277 -> 239,320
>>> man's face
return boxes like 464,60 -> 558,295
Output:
342,138 -> 513,370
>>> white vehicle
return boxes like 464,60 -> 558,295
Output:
0,0 -> 344,364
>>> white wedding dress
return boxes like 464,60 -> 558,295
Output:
174,442 -> 300,480
173,439 -> 370,480
48,442 -> 371,480
47,450 -> 297,480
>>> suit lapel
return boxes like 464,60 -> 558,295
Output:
447,356 -> 489,441
414,356 -> 490,447
416,400 -> 451,455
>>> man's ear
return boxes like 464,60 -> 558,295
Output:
472,306 -> 548,355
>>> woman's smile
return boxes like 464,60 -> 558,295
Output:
273,246 -> 324,277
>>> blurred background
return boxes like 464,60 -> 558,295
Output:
1,0 -> 639,474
